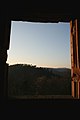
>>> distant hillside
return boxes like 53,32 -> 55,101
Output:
48,67 -> 71,77
8,64 -> 71,96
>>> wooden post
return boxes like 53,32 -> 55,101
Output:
78,81 -> 79,99
70,19 -> 80,99
70,20 -> 75,98
71,81 -> 74,97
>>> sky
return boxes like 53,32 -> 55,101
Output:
7,21 -> 71,68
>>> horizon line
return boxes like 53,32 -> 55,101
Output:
8,63 -> 71,69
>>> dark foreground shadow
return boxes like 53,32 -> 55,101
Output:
0,97 -> 80,114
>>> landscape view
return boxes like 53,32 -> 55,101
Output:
7,21 -> 71,97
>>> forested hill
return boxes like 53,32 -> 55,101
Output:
8,64 -> 71,96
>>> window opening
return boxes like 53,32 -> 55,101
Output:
7,21 -> 71,98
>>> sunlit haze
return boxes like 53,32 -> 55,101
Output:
7,21 -> 71,68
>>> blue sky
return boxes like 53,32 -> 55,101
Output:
7,21 -> 71,68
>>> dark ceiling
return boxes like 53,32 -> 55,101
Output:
1,3 -> 79,23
